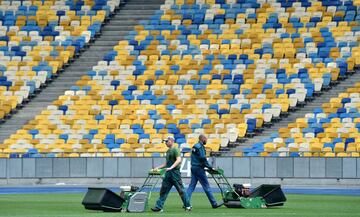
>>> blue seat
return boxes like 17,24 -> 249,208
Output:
95,114 -> 104,121
290,152 -> 300,157
59,134 -> 69,142
109,100 -> 118,106
107,143 -> 120,150
154,123 -> 165,130
58,105 -> 68,114
246,119 -> 256,133
28,129 -> 39,138
116,138 -> 125,144
245,152 -> 259,157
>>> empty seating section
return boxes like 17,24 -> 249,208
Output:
248,82 -> 360,157
0,0 -> 119,121
0,0 -> 359,157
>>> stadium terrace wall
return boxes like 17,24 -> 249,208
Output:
0,157 -> 359,186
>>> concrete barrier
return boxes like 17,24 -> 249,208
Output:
0,157 -> 359,186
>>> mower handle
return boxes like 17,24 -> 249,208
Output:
205,167 -> 224,175
149,168 -> 166,176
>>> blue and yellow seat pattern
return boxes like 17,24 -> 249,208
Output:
0,0 -> 359,157
0,0 -> 118,121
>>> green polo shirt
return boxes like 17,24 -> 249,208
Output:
166,147 -> 181,170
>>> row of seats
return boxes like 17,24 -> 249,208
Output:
0,0 -> 359,157
246,81 -> 360,157
0,0 -> 120,121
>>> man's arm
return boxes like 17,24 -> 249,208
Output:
194,146 -> 212,169
154,163 -> 166,170
166,156 -> 181,171
199,153 -> 212,169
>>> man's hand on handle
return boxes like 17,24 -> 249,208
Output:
205,167 -> 216,173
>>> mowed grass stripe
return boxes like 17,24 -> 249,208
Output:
0,193 -> 359,217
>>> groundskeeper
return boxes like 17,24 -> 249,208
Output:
151,136 -> 191,212
187,134 -> 223,209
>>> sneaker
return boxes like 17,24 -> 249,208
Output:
185,207 -> 192,212
212,202 -> 224,209
151,207 -> 163,212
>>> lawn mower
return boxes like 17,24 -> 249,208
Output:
120,168 -> 165,212
82,168 -> 165,212
206,168 -> 287,208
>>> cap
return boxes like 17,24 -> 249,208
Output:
164,136 -> 175,142
243,183 -> 251,188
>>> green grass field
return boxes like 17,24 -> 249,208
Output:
0,193 -> 359,217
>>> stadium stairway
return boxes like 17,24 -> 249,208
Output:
234,67 -> 360,151
0,0 -> 165,143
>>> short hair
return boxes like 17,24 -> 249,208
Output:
199,134 -> 206,140
165,136 -> 175,142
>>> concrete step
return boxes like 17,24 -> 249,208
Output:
117,9 -> 157,14
123,3 -> 160,10
112,14 -> 155,20
101,31 -> 130,36
46,77 -> 82,82
90,46 -> 118,50
127,0 -> 164,3
127,0 -> 164,2
102,26 -> 134,31
94,36 -> 126,42
70,54 -> 105,60
109,20 -> 140,25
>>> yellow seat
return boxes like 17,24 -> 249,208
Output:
324,152 -> 335,157
334,143 -> 345,153
264,143 -> 276,152
337,152 -> 348,157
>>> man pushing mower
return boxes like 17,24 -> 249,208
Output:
187,134 -> 223,209
151,136 -> 192,212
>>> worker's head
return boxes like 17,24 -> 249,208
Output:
165,136 -> 175,148
199,134 -> 207,145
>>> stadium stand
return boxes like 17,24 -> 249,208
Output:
0,0 -> 359,158
0,0 -> 120,122
245,82 -> 360,157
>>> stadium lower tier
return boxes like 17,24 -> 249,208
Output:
0,0 -> 359,157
